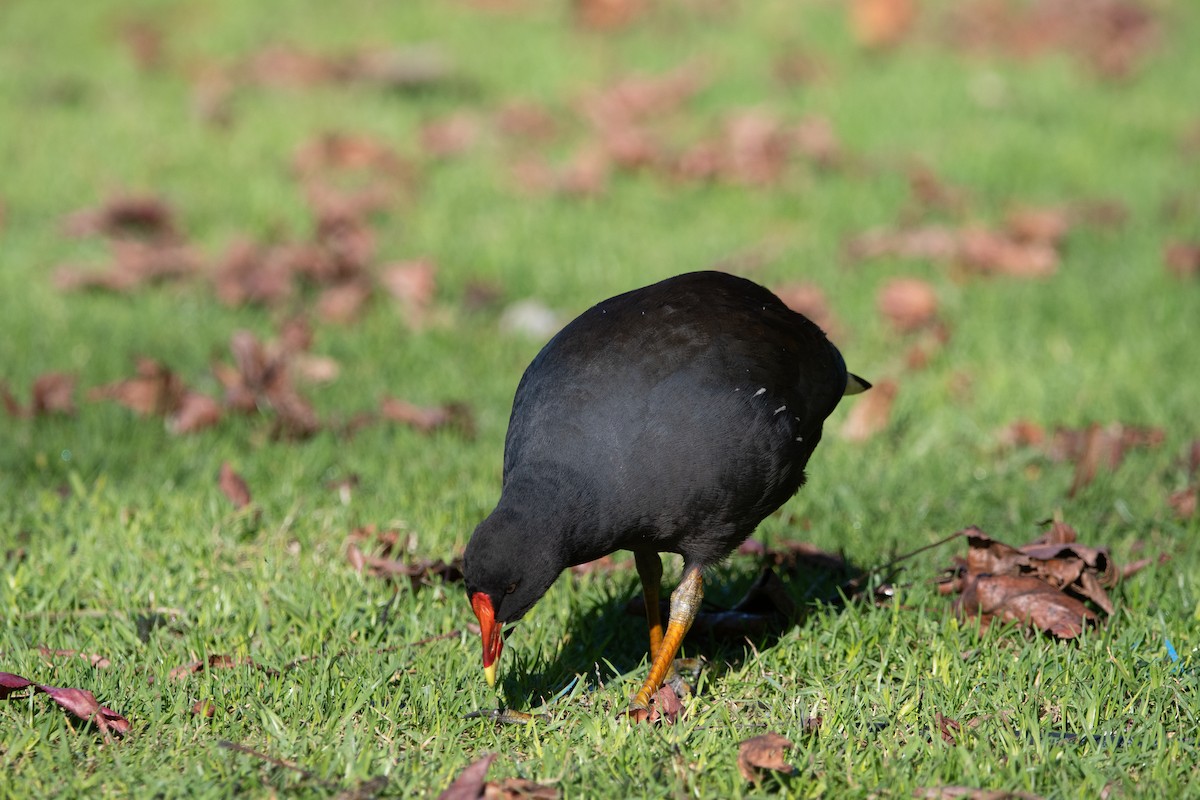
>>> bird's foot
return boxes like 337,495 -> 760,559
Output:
625,702 -> 652,723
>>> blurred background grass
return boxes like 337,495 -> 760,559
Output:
1,0 -> 1198,797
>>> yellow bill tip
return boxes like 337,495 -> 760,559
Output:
484,663 -> 497,688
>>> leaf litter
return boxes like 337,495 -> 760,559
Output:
937,522 -> 1157,638
0,671 -> 130,737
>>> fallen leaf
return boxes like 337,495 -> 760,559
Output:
841,378 -> 898,442
55,240 -> 204,294
573,0 -> 645,31
1164,241 -> 1200,279
421,112 -> 482,159
737,732 -> 795,782
380,397 -> 476,437
316,280 -> 373,324
1005,205 -> 1072,247
957,573 -> 1097,638
219,462 -> 252,509
191,699 -> 218,717
850,0 -> 917,50
0,671 -> 130,737
168,653 -> 275,681
935,711 -> 961,745
380,259 -> 438,326
774,282 -> 840,338
168,391 -> 223,434
89,357 -> 185,416
1168,487 -> 1197,520
36,646 -> 111,669
62,193 -> 179,241
2,372 -> 78,418
958,226 -> 1058,277
905,164 -> 972,220
878,277 -> 939,332
484,777 -> 560,799
914,788 -> 1044,800
439,753 -> 497,800
946,0 -> 1160,81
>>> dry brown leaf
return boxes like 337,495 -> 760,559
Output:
998,420 -> 1045,449
484,777 -> 559,799
3,373 -> 78,418
0,671 -> 130,737
558,146 -> 611,197
380,259 -> 438,325
1005,205 -> 1072,246
55,240 -> 203,294
212,238 -> 298,308
1169,487 -> 1197,520
32,373 -> 77,416
935,711 -> 961,745
439,753 -> 497,800
957,573 -> 1096,638
167,653 -> 273,681
36,646 -> 111,669
1164,241 -> 1200,279
914,788 -> 1044,800
957,226 -> 1058,277
421,112 -> 482,159
316,281 -> 372,324
941,526 -> 1131,638
737,732 -> 795,782
841,378 -> 898,442
573,0 -> 645,30
790,115 -> 843,168
844,225 -> 960,262
495,101 -> 560,144
62,193 -> 179,241
89,357 -> 185,416
380,396 -> 475,437
219,462 -> 252,509
191,699 -> 217,718
117,19 -> 165,71
168,391 -> 223,434
774,282 -> 840,338
878,277 -> 939,332
850,0 -> 917,49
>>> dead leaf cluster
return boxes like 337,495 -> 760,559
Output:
1167,439 -> 1200,520
946,0 -> 1161,81
938,523 -> 1154,638
72,323 -> 472,440
438,753 -> 559,800
502,65 -> 845,197
1164,240 -> 1200,279
345,525 -> 465,589
1000,420 -> 1164,497
0,671 -> 130,737
56,160 -> 436,329
737,732 -> 796,782
1,372 -> 77,418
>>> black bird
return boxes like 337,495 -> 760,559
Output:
463,270 -> 869,717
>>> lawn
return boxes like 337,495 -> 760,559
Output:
2,0 -> 1199,797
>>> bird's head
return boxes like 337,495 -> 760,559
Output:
462,509 -> 563,687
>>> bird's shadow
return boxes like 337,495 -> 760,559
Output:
499,552 -> 868,711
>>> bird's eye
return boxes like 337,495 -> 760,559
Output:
505,582 -> 519,595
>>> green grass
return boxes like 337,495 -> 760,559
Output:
3,0 -> 1200,797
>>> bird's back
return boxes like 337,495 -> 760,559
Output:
499,271 -> 850,566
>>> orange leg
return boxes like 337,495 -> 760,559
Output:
629,566 -> 704,716
634,551 -> 664,659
